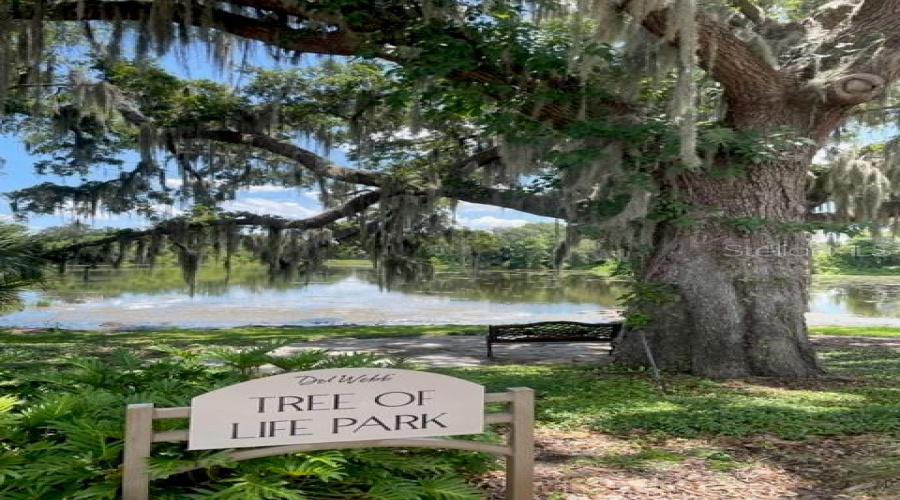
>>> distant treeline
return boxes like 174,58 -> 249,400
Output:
815,234 -> 900,275
34,221 -> 619,272
419,223 -> 617,271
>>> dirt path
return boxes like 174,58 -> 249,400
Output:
276,334 -> 900,368
810,335 -> 900,351
276,335 -> 619,366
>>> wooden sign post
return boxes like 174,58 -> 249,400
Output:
123,368 -> 534,499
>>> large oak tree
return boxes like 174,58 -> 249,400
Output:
3,0 -> 900,378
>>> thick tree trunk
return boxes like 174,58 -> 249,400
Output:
614,154 -> 823,378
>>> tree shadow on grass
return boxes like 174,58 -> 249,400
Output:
818,346 -> 900,380
0,325 -> 486,373
444,349 -> 900,439
444,350 -> 900,498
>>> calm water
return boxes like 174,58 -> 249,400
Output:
2,266 -> 900,328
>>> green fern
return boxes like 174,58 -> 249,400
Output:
364,479 -> 424,500
205,340 -> 291,376
0,395 -> 18,413
17,393 -> 85,428
149,450 -> 239,480
65,478 -> 122,500
0,452 -> 25,487
149,344 -> 205,360
258,453 -> 349,482
0,350 -> 28,366
418,477 -> 483,500
48,418 -> 124,459
0,344 -> 496,499
265,349 -> 332,371
315,352 -> 411,369
200,474 -> 309,500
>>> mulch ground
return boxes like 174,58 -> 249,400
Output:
481,430 -> 897,499
481,335 -> 900,499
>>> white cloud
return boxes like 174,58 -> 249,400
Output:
392,127 -> 431,141
222,198 -> 317,219
0,214 -> 15,223
267,188 -> 322,203
456,216 -> 531,230
812,142 -> 857,165
151,204 -> 185,218
167,182 -> 319,200
455,201 -> 503,213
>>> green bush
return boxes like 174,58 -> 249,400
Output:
813,235 -> 900,275
0,222 -> 45,312
0,344 -> 493,499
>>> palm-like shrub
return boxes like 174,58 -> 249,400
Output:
0,223 -> 44,311
0,344 -> 494,499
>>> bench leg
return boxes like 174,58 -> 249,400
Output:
609,338 -> 621,356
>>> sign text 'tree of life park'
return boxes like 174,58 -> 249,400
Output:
188,368 -> 486,450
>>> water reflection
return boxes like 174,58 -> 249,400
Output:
0,266 -> 627,329
46,265 -> 353,302
390,271 -> 624,305
3,266 -> 900,328
810,277 -> 900,317
41,267 -> 627,306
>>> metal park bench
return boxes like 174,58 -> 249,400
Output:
486,321 -> 624,358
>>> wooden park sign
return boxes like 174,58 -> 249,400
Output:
189,368 -> 485,449
123,368 -> 535,499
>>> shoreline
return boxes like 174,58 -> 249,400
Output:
6,311 -> 900,330
3,322 -> 900,338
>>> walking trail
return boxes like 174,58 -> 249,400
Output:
275,334 -> 900,367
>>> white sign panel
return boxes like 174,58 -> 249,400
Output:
188,368 -> 485,450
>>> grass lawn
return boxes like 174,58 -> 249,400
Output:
1,323 -> 894,355
810,325 -> 900,337
444,351 -> 900,438
1,324 -> 899,497
0,324 -> 484,365
324,259 -> 375,268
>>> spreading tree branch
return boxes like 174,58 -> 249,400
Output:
192,130 -> 565,218
629,1 -> 786,105
106,95 -> 564,219
195,131 -> 388,187
40,0 -> 364,56
729,0 -> 765,26
807,0 -> 900,106
44,188 -> 385,256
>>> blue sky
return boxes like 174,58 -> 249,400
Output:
0,44 -> 550,232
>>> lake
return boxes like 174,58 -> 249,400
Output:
2,266 -> 900,328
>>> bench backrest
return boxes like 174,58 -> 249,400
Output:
489,321 -> 622,342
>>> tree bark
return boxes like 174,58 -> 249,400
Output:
615,153 -> 823,378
